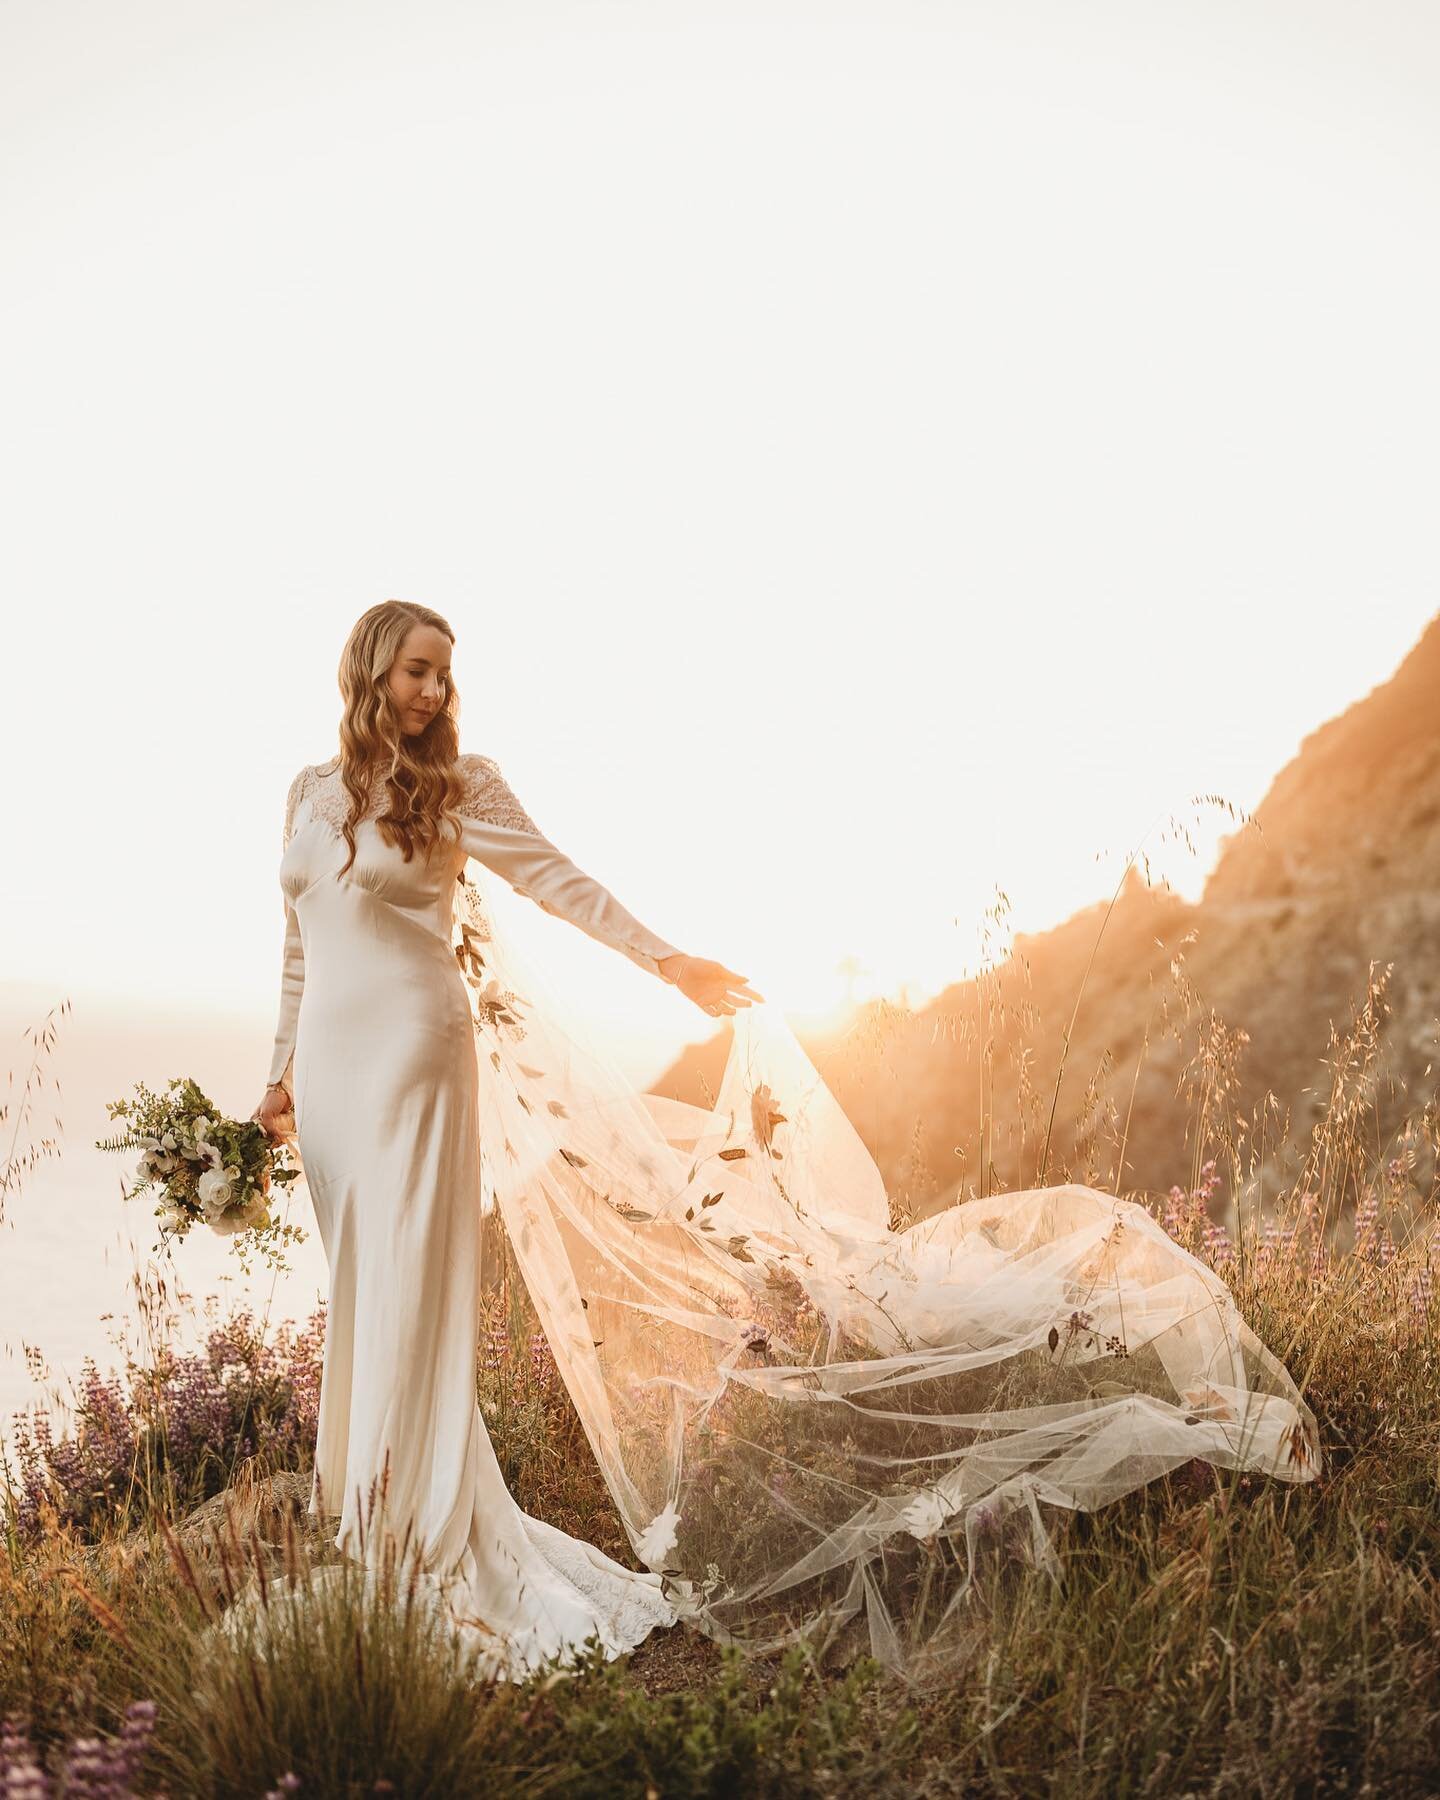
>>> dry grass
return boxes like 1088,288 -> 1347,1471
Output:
2,900 -> 1437,1794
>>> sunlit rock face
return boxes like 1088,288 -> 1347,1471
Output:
653,614 -> 1440,1209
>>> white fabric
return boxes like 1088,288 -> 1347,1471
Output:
258,752 -> 682,1677
251,751 -> 1323,1680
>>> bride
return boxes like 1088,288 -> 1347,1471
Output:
249,597 -> 1321,1682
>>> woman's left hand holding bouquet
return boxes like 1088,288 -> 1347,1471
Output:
252,1080 -> 296,1146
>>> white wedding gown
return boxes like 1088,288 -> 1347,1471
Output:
240,749 -> 1322,1682
262,752 -> 683,1677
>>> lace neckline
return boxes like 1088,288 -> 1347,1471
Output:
283,753 -> 541,849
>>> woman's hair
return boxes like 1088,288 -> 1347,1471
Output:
332,599 -> 468,874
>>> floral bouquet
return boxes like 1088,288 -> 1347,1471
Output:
96,1075 -> 307,1275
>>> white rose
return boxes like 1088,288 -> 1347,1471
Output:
635,1500 -> 681,1568
197,1167 -> 236,1217
897,1485 -> 955,1542
156,1203 -> 189,1231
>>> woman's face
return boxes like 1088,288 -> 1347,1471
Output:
385,623 -> 453,736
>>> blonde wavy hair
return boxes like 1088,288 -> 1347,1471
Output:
331,599 -> 469,875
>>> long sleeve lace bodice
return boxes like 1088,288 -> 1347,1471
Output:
265,752 -> 684,1090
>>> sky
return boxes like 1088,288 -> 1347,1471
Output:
2,0 -> 1438,1098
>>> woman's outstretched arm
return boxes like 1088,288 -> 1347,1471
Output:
451,753 -> 763,1015
451,753 -> 686,978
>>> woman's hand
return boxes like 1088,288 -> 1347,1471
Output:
251,1083 -> 295,1145
658,954 -> 765,1017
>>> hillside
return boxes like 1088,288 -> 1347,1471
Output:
650,615 -> 1440,1214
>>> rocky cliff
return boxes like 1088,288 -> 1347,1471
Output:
651,614 -> 1440,1214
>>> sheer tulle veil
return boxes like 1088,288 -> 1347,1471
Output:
452,863 -> 1322,1676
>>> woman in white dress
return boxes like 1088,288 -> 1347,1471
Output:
252,599 -> 756,1674
252,598 -> 1322,1683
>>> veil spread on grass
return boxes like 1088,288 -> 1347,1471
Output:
453,867 -> 1322,1676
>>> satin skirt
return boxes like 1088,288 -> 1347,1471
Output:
287,869 -> 676,1677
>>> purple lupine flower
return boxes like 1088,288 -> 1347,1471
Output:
1,1711 -> 50,1800
58,1735 -> 110,1797
60,1696 -> 158,1797
1202,1220 -> 1234,1270
528,1333 -> 554,1384
115,1702 -> 157,1787
1161,1166 -> 1222,1241
1258,1218 -> 1300,1269
970,1500 -> 1000,1535
0,1698 -> 157,1800
2,1762 -> 51,1799
8,1302 -> 326,1542
1355,1189 -> 1382,1260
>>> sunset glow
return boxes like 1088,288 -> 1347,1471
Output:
3,0 -> 1436,1082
